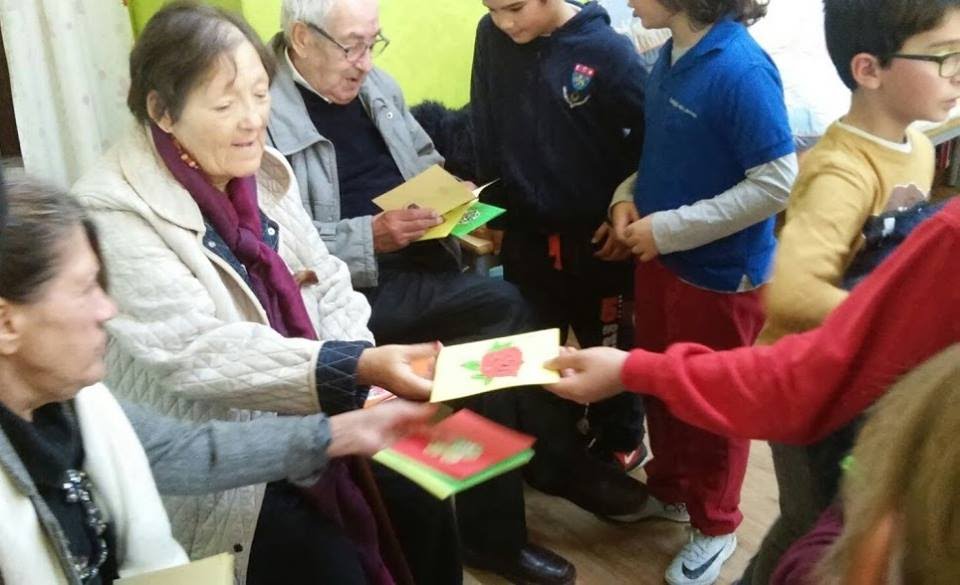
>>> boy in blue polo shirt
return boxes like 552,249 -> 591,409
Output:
608,0 -> 797,583
470,0 -> 650,514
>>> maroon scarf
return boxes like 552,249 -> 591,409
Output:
151,125 -> 396,585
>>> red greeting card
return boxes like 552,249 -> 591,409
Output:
389,409 -> 535,480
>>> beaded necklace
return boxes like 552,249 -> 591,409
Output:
60,468 -> 109,582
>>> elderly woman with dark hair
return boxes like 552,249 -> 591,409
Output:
72,2 -> 460,584
0,179 -> 436,585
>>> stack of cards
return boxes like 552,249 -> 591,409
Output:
373,409 -> 535,499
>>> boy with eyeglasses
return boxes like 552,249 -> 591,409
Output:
736,1 -> 960,582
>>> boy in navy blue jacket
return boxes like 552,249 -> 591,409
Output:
471,0 -> 648,506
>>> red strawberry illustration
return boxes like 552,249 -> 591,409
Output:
462,342 -> 523,384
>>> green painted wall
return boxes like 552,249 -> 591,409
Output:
376,0 -> 486,107
129,0 -> 243,35
127,0 -> 486,107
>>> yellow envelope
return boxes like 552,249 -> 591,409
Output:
430,329 -> 561,403
419,200 -> 475,240
115,554 -> 234,585
412,181 -> 501,240
372,164 -> 477,215
470,179 -> 499,197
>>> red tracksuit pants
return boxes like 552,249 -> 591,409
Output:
633,259 -> 764,535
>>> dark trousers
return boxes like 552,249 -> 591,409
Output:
364,251 -> 533,346
248,468 -> 462,585
372,463 -> 463,584
739,444 -> 825,585
741,421 -> 861,584
499,230 -> 645,466
360,245 -> 590,558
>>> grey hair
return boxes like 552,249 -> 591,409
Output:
281,0 -> 340,40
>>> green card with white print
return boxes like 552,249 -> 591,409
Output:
451,202 -> 506,237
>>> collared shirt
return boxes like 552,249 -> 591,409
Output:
635,16 -> 795,292
283,48 -> 405,218
285,48 -> 331,103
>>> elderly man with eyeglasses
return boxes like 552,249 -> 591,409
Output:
266,1 -> 651,584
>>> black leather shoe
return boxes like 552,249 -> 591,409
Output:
528,454 -> 648,519
464,543 -> 576,585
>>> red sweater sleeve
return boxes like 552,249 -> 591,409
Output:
621,200 -> 960,444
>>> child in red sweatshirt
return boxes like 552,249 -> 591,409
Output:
546,194 -> 960,450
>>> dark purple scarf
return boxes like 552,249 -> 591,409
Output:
151,125 -> 395,585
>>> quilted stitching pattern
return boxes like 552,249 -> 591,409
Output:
316,340 -> 373,415
71,127 -> 375,582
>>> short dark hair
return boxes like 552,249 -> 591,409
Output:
656,0 -> 768,28
128,1 -> 277,125
0,179 -> 105,304
825,0 -> 960,91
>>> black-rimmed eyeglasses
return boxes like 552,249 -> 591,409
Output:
306,22 -> 390,63
891,52 -> 960,78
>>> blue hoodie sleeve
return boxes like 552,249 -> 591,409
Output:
470,16 -> 510,229
596,36 -> 648,161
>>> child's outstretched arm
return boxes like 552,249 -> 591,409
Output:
550,203 -> 960,445
545,347 -> 629,404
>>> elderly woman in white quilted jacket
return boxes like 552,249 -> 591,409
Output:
0,178 -> 437,585
71,3 -> 461,585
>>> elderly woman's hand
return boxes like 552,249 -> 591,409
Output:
356,342 -> 440,401
327,400 -> 439,458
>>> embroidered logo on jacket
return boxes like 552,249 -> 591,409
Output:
563,63 -> 595,108
669,97 -> 699,119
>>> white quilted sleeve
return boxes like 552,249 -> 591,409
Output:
95,208 -> 324,416
265,148 -> 375,346
303,240 -> 375,344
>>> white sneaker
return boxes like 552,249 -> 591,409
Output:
606,494 -> 690,523
665,531 -> 737,585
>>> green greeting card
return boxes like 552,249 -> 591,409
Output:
451,202 -> 507,237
